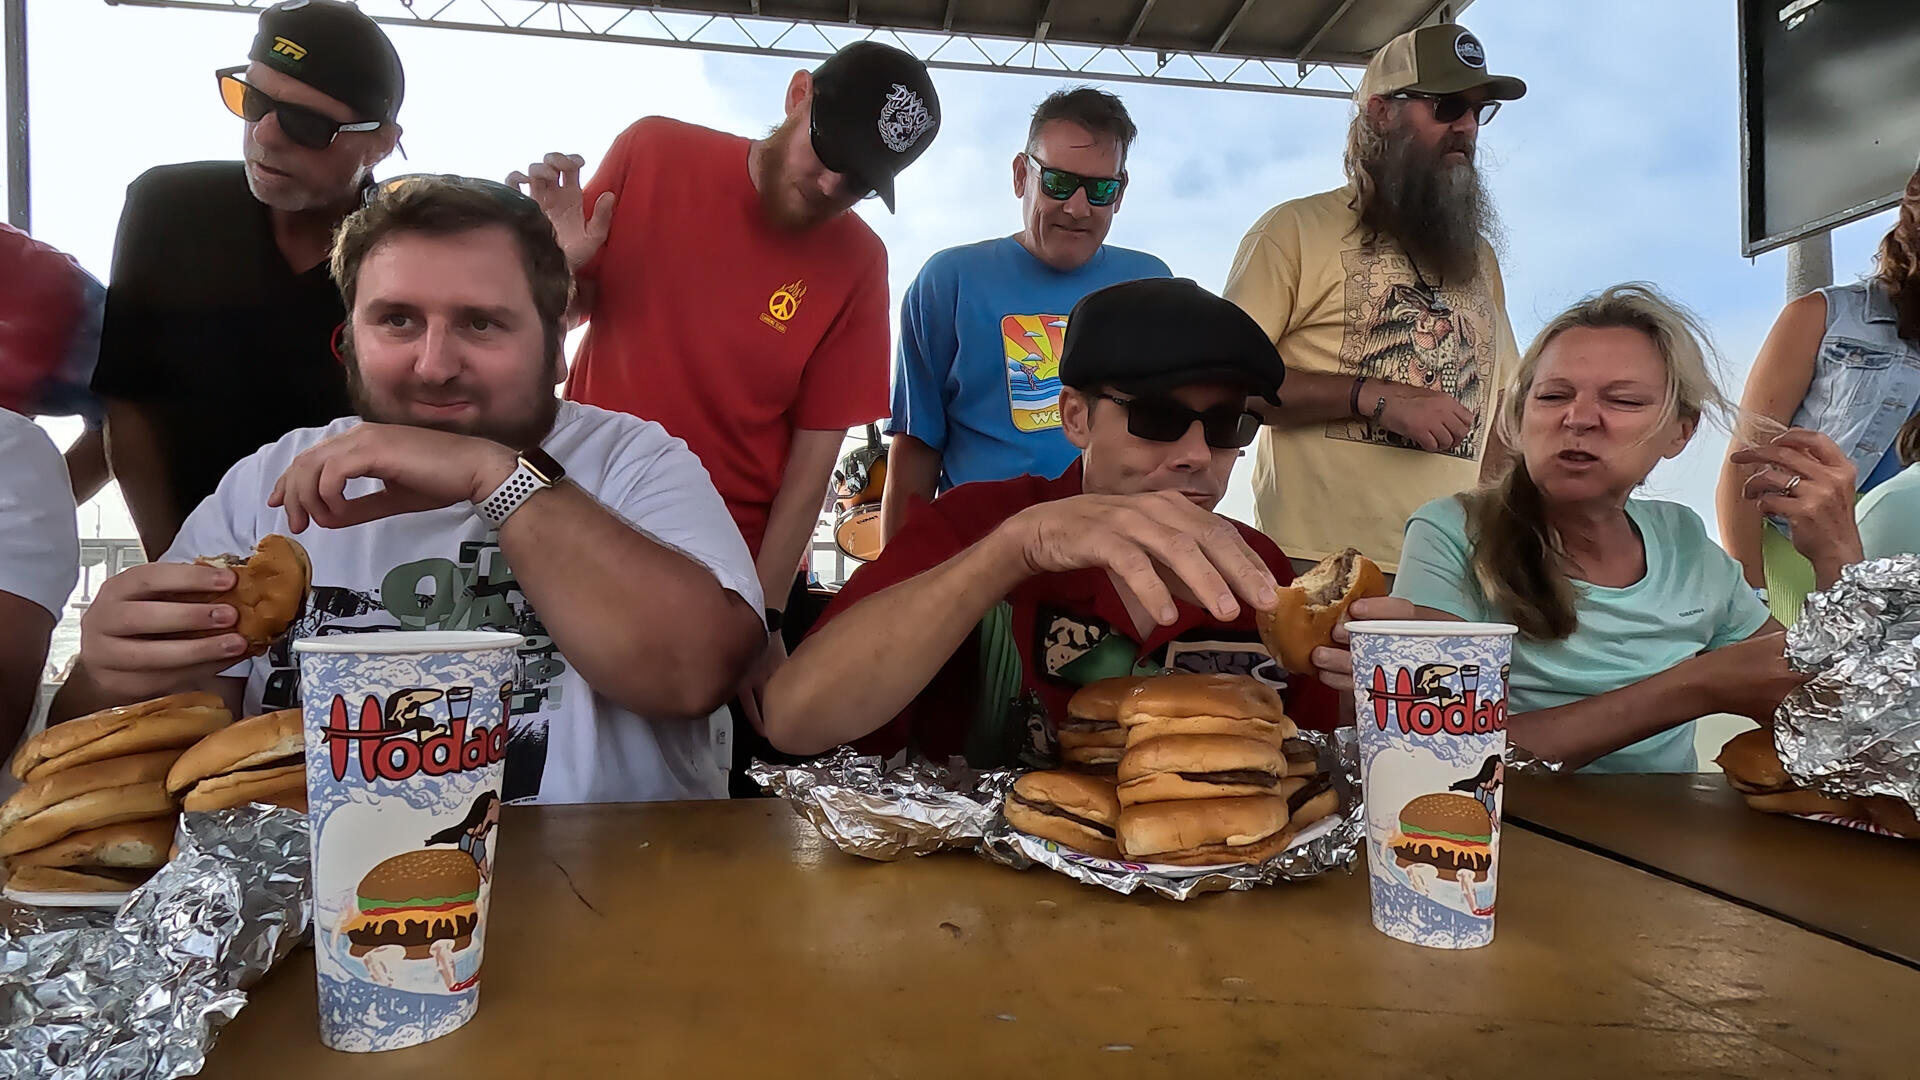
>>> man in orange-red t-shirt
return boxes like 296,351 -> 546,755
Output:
512,41 -> 941,781
516,40 -> 939,616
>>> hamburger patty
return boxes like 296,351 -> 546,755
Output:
1305,550 -> 1357,607
1060,719 -> 1122,733
1175,770 -> 1280,788
1009,793 -> 1116,838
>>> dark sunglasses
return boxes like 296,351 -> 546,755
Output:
1025,154 -> 1124,207
1388,91 -> 1501,127
807,109 -> 878,202
217,67 -> 381,150
1092,392 -> 1261,450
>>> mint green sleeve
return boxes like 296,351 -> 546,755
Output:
1390,498 -> 1490,621
1856,480 -> 1920,560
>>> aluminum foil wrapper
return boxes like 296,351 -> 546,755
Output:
0,806 -> 312,1080
1780,555 -> 1920,811
746,747 -> 1018,861
976,727 -> 1364,900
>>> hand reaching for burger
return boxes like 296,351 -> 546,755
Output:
1000,490 -> 1279,627
270,423 -> 519,534
77,562 -> 249,702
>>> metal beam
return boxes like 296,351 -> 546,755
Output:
941,0 -> 956,32
1295,0 -> 1359,61
1034,0 -> 1058,43
1212,0 -> 1259,54
5,0 -> 26,231
104,0 -> 1361,98
1124,0 -> 1157,46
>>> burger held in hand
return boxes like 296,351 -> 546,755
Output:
1257,547 -> 1386,674
1,693 -> 233,895
187,534 -> 311,658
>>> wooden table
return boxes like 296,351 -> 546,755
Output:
192,801 -> 1919,1079
1506,773 -> 1920,969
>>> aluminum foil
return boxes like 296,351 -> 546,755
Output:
1781,555 -> 1920,812
976,726 -> 1363,900
0,806 -> 312,1080
755,730 -> 1365,898
745,747 -> 1018,861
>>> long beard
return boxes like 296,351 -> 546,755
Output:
1361,128 -> 1501,285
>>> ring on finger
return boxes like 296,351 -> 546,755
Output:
1783,474 -> 1803,495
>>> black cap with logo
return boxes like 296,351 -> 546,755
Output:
250,0 -> 405,125
1357,23 -> 1525,103
808,41 -> 940,213
1059,279 -> 1285,405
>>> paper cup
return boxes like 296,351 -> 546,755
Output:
294,631 -> 521,1053
1348,621 -> 1516,950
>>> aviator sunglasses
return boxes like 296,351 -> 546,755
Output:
1387,90 -> 1502,127
1025,154 -> 1124,207
218,66 -> 382,150
1092,393 -> 1262,450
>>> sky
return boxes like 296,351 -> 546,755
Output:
5,0 -> 1902,550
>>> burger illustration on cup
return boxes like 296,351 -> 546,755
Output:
1387,792 -> 1495,916
343,848 -> 484,992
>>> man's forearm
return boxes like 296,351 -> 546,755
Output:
762,528 -> 1030,755
756,429 -> 844,611
104,401 -> 181,558
1254,369 -> 1358,427
499,483 -> 762,718
64,428 -> 110,504
1506,662 -> 1710,771
880,434 -> 941,544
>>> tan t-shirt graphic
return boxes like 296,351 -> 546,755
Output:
1225,185 -> 1519,571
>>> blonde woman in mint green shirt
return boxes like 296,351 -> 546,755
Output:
1388,284 -> 1804,772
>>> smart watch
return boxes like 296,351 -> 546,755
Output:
474,448 -> 566,528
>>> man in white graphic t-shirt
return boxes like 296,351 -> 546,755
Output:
51,177 -> 766,803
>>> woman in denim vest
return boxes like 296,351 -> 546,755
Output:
1717,163 -> 1920,625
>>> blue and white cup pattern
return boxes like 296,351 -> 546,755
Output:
1349,621 -> 1515,950
294,631 -> 521,1053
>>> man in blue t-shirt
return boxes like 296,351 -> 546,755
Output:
880,87 -> 1170,542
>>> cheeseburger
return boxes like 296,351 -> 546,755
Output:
1257,547 -> 1386,674
1389,793 -> 1493,880
1057,678 -> 1145,773
1714,728 -> 1862,818
166,708 -> 307,812
345,849 -> 483,959
0,750 -> 182,857
1003,771 -> 1121,859
188,534 -> 311,658
1117,673 -> 1296,748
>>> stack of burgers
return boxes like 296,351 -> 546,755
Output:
1004,674 -> 1339,866
0,692 -> 232,895
165,708 -> 308,813
1716,727 -> 1920,838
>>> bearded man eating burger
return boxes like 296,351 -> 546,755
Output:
761,278 -> 1412,766
48,177 -> 765,805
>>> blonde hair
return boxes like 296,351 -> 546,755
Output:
1462,283 -> 1735,639
1343,106 -> 1390,225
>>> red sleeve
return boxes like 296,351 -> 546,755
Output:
807,489 -> 985,756
789,237 -> 890,430
576,119 -> 649,286
0,225 -> 87,413
1235,523 -> 1343,733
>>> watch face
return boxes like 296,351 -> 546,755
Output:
521,448 -> 565,485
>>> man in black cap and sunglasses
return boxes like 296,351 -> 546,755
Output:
92,0 -> 403,558
758,278 -> 1376,766
1224,22 -> 1524,580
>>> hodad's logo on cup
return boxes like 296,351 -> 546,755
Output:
1366,661 -> 1508,736
320,684 -> 510,783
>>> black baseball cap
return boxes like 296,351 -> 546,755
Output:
250,0 -> 405,125
1059,279 -> 1285,405
809,42 -> 940,213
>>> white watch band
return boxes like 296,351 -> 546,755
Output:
474,458 -> 552,528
